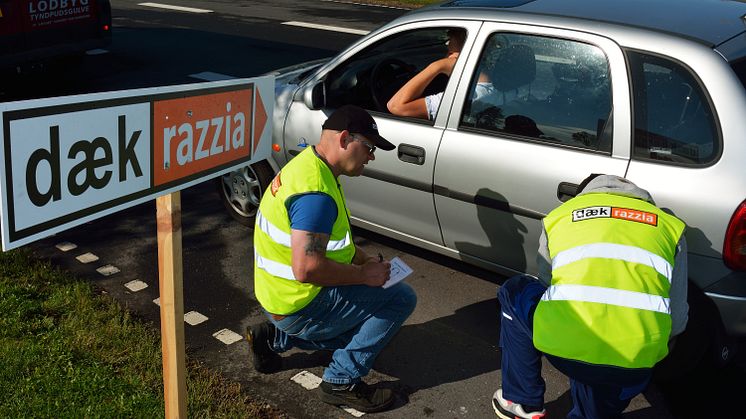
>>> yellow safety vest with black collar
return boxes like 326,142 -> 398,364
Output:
253,147 -> 355,315
533,193 -> 685,369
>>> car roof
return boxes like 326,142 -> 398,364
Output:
408,0 -> 746,47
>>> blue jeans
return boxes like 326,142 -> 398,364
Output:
266,282 -> 416,385
498,275 -> 652,419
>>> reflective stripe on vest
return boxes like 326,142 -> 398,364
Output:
255,210 -> 352,281
256,210 -> 352,252
541,284 -> 671,314
552,242 -> 673,283
255,253 -> 296,281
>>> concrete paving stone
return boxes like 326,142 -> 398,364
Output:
125,280 -> 149,292
212,328 -> 243,345
184,311 -> 209,325
75,252 -> 99,264
55,241 -> 78,252
96,264 -> 120,276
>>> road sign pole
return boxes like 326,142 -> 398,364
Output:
157,191 -> 187,419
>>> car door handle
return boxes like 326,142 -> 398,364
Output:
557,182 -> 579,202
398,144 -> 425,165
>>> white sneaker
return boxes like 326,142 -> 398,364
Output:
492,389 -> 546,419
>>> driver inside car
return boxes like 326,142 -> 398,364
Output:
387,28 -> 473,120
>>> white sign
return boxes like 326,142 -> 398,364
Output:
1,77 -> 274,250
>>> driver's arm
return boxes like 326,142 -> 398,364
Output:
387,53 -> 459,119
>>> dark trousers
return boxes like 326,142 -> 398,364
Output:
498,275 -> 652,419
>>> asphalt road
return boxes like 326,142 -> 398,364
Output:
4,1 -> 745,418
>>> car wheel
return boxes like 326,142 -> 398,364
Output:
653,280 -> 744,381
216,161 -> 274,227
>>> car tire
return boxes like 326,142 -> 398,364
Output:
653,282 -> 711,382
216,161 -> 274,227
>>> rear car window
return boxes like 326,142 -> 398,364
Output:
628,51 -> 719,165
460,33 -> 612,152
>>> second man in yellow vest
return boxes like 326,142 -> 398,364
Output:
492,174 -> 688,419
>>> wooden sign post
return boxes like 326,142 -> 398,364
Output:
157,191 -> 187,418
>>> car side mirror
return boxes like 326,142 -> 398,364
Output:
302,79 -> 326,110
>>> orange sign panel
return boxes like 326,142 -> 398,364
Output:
153,88 -> 253,186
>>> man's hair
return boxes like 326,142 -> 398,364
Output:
447,28 -> 467,52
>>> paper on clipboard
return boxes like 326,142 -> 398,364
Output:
382,257 -> 413,289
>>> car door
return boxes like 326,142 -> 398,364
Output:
282,20 -> 482,246
435,23 -> 631,275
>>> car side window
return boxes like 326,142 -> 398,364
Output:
324,28 -> 460,117
628,51 -> 719,165
460,33 -> 612,152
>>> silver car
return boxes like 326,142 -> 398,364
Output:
221,0 -> 746,371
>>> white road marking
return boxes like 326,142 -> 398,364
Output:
321,0 -> 410,10
138,2 -> 213,13
55,242 -> 77,252
86,49 -> 109,55
184,311 -> 209,325
76,252 -> 99,264
290,371 -> 365,416
212,328 -> 243,345
153,297 -> 161,306
189,71 -> 236,81
125,280 -> 149,292
291,370 -> 322,390
343,407 -> 365,417
282,21 -> 369,36
96,264 -> 120,276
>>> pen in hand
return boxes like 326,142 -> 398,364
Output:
378,252 -> 384,263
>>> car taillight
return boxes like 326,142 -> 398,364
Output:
723,200 -> 746,271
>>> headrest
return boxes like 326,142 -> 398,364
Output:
490,45 -> 537,92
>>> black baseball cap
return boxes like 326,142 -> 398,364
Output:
322,105 -> 395,151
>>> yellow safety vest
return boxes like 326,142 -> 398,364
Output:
253,148 -> 355,314
534,193 -> 685,368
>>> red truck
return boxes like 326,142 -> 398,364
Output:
0,0 -> 112,70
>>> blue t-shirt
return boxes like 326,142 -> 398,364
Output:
287,192 -> 337,234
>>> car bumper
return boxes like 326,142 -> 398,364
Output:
704,275 -> 746,338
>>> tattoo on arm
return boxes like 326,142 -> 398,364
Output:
304,232 -> 326,256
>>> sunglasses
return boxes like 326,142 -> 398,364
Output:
349,133 -> 376,154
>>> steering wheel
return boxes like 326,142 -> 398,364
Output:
369,58 -> 416,112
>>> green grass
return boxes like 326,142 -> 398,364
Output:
0,249 -> 283,418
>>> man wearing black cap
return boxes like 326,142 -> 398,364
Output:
248,105 -> 416,413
